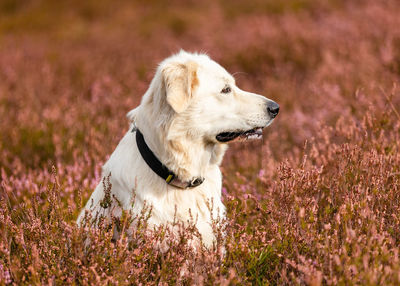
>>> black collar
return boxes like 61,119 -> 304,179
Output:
134,128 -> 204,189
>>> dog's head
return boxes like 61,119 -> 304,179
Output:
130,50 -> 279,145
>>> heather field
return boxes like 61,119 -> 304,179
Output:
1,0 -> 400,284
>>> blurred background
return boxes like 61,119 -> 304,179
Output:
0,0 -> 399,178
2,1 -> 400,283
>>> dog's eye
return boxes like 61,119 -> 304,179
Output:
221,86 -> 231,94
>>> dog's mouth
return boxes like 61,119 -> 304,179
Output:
216,127 -> 264,143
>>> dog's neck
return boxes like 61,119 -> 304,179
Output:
164,136 -> 227,182
136,117 -> 227,182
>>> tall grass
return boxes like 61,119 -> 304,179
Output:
1,0 -> 400,284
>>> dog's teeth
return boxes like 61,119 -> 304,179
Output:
247,134 -> 259,140
254,127 -> 263,135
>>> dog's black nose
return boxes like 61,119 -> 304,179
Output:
267,101 -> 280,118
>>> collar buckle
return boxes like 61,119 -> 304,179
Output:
166,174 -> 204,189
189,177 -> 204,188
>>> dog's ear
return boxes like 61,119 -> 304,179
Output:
126,107 -> 141,131
162,61 -> 198,113
126,107 -> 138,123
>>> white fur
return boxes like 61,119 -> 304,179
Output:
77,51 -> 276,247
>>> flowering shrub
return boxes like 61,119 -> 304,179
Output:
1,0 -> 400,284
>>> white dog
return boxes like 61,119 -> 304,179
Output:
77,50 -> 279,247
